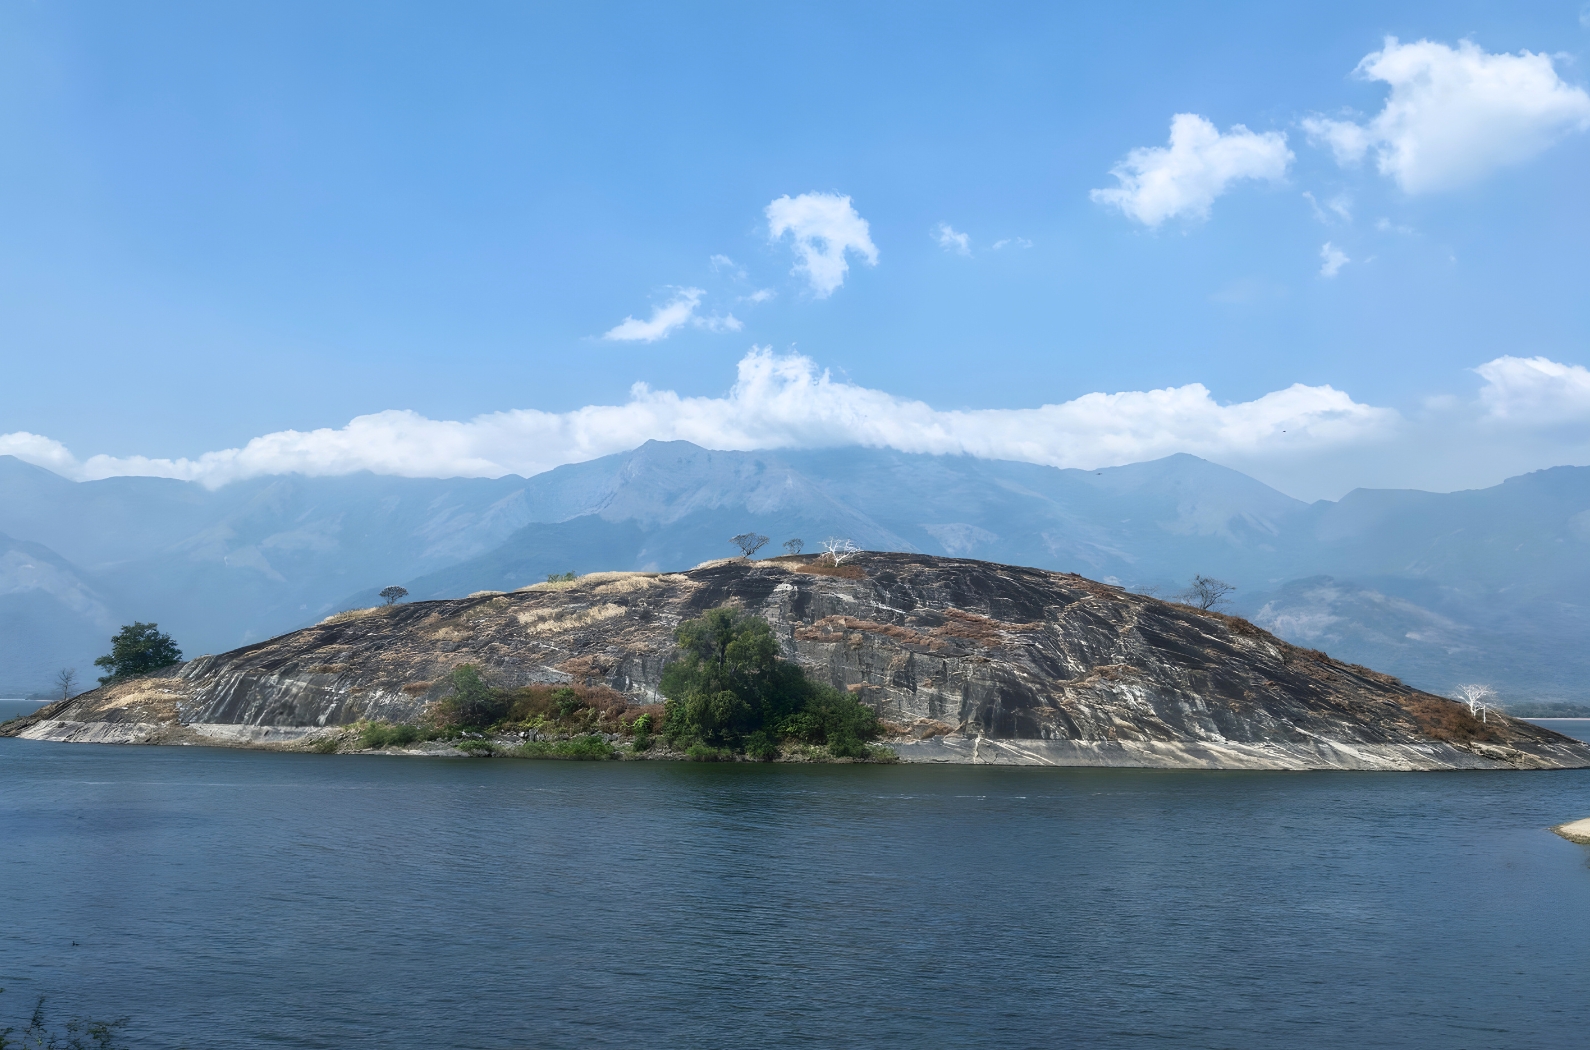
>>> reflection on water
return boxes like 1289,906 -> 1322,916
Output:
2,740 -> 1589,1049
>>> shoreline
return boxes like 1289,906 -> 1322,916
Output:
10,717 -> 1590,771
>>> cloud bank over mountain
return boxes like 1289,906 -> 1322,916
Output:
5,350 -> 1589,500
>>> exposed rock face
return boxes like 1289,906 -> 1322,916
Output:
8,554 -> 1588,770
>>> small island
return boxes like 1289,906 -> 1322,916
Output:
7,553 -> 1590,770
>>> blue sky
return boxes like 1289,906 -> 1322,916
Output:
2,1 -> 1589,499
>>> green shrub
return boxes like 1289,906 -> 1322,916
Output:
511,735 -> 615,760
555,734 -> 615,760
686,742 -> 735,762
311,736 -> 340,754
455,738 -> 497,756
435,665 -> 511,728
358,721 -> 421,749
659,606 -> 882,761
744,730 -> 778,761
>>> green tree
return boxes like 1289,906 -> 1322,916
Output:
441,664 -> 508,727
93,623 -> 182,685
660,607 -> 880,755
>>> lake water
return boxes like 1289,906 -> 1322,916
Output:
3,739 -> 1589,1048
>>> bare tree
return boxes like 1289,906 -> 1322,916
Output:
1452,683 -> 1496,723
1179,575 -> 1235,611
820,537 -> 859,565
731,533 -> 770,558
782,538 -> 804,555
54,667 -> 78,701
379,585 -> 409,606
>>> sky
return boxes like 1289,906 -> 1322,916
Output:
1,0 -> 1589,501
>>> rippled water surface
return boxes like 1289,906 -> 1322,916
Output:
3,739 -> 1589,1049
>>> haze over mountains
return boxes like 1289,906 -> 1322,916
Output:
3,441 -> 1588,705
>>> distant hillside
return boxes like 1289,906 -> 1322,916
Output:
3,444 -> 1588,704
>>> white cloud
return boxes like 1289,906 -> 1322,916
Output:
1091,113 -> 1293,226
1474,356 -> 1590,423
935,223 -> 971,255
743,289 -> 776,304
766,192 -> 879,297
603,288 -> 704,342
602,288 -> 740,342
1319,242 -> 1349,277
991,237 -> 1033,250
1304,38 -> 1590,192
3,348 -> 1395,490
1303,191 -> 1352,223
0,431 -> 79,475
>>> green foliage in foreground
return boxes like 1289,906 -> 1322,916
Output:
661,607 -> 885,759
93,622 -> 182,685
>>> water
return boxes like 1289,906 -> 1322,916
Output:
2,740 -> 1589,1049
0,699 -> 48,722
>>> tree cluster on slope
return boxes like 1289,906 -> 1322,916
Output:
660,607 -> 882,759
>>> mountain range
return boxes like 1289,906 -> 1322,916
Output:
3,441 -> 1588,706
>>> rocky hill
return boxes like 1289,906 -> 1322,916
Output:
7,553 -> 1588,770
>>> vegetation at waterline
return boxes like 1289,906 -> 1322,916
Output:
313,610 -> 893,762
312,666 -> 656,760
0,989 -> 129,1050
93,622 -> 182,685
660,607 -> 892,761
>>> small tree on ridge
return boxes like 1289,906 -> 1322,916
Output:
379,585 -> 409,606
731,533 -> 770,558
94,623 -> 182,685
1180,575 -> 1235,611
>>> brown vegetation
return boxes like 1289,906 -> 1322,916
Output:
1402,696 -> 1502,744
796,562 -> 866,579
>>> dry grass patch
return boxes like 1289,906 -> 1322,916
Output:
795,562 -> 865,579
320,607 -> 384,625
517,603 -> 627,635
1403,695 -> 1503,744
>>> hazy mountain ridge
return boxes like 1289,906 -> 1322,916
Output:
2,444 -> 1587,704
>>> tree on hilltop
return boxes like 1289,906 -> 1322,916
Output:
731,533 -> 769,558
94,623 -> 182,685
1179,575 -> 1235,611
379,585 -> 409,605
782,538 -> 804,555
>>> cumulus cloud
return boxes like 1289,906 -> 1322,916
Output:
766,193 -> 879,297
602,288 -> 740,342
2,349 -> 1395,490
1474,356 -> 1590,423
1091,114 -> 1293,226
1303,38 -> 1590,192
1320,242 -> 1349,277
935,223 -> 971,255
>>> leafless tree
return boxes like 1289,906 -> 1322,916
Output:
1179,575 -> 1235,611
379,585 -> 409,605
782,538 -> 804,555
731,533 -> 770,558
821,537 -> 859,565
1452,683 -> 1496,723
54,667 -> 78,701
